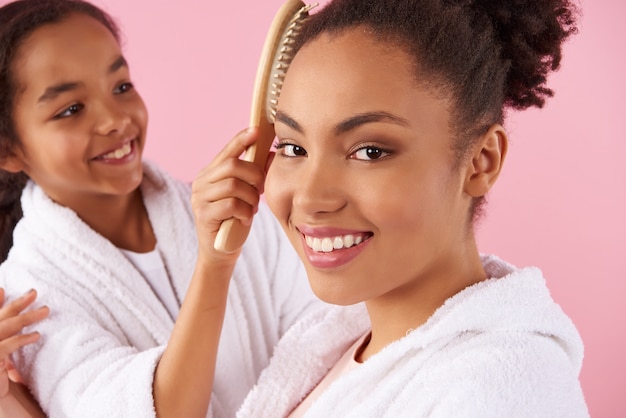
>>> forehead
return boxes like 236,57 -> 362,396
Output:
278,28 -> 451,133
283,29 -> 416,102
12,13 -> 121,90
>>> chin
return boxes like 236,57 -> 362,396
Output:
308,279 -> 366,307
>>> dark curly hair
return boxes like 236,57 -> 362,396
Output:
0,0 -> 120,262
294,0 -> 578,220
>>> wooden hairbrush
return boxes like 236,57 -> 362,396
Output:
214,0 -> 316,253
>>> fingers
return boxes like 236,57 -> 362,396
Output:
208,127 -> 258,168
0,332 -> 41,360
0,289 -> 38,321
192,128 -> 268,235
6,361 -> 24,384
0,289 -> 49,358
193,158 -> 264,205
0,306 -> 49,341
195,128 -> 266,192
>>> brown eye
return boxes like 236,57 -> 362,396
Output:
114,82 -> 134,94
352,146 -> 388,161
277,143 -> 307,157
54,103 -> 84,119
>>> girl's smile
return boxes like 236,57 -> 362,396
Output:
9,12 -> 148,212
92,138 -> 138,164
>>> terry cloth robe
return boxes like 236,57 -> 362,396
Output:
238,255 -> 589,418
0,161 -> 320,418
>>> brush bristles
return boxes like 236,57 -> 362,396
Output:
266,3 -> 316,122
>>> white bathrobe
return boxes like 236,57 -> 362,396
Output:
238,255 -> 589,418
0,161 -> 319,418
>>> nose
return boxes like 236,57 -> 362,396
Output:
292,158 -> 347,216
93,99 -> 131,136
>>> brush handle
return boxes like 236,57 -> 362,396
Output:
213,121 -> 275,253
213,0 -> 307,253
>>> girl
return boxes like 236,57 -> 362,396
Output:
0,0 -> 317,417
232,0 -> 589,416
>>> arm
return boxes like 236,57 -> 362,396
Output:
153,128 -> 266,418
0,288 -> 48,418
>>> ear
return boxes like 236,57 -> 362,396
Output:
463,124 -> 508,197
0,140 -> 26,174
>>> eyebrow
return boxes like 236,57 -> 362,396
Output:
37,82 -> 82,103
37,56 -> 128,104
108,55 -> 128,73
275,110 -> 410,135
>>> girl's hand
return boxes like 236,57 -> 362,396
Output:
0,288 -> 49,397
191,128 -> 266,261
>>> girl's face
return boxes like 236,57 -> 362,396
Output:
266,28 -> 479,307
9,13 -> 147,208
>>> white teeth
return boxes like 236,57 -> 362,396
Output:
102,142 -> 132,160
305,233 -> 366,253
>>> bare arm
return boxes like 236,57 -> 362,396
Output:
153,128 -> 265,418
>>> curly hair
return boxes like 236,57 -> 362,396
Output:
293,0 -> 578,220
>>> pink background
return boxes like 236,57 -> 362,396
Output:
4,0 -> 624,415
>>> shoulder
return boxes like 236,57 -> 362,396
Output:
416,331 -> 589,417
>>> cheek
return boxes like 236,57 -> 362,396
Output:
359,177 -> 446,240
131,96 -> 149,129
367,190 -> 425,237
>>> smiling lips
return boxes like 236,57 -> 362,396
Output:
93,139 -> 134,161
304,233 -> 368,253
300,231 -> 372,269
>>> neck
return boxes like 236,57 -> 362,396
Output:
71,189 -> 156,252
359,245 -> 486,362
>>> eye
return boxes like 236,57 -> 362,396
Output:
275,142 -> 307,157
351,146 -> 389,161
54,103 -> 84,119
114,82 -> 134,94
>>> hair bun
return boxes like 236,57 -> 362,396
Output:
474,0 -> 578,109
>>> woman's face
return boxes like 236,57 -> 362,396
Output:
266,28 -> 478,306
9,12 -> 147,209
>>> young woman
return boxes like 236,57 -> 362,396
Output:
232,0 -> 589,416
0,0 -> 317,417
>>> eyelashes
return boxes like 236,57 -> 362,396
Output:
274,140 -> 392,161
349,145 -> 390,161
51,81 -> 135,120
53,103 -> 84,119
274,142 -> 307,157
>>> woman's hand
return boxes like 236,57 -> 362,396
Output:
154,128 -> 269,418
191,127 -> 267,261
0,288 -> 49,397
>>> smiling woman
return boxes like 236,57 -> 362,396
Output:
227,0 -> 590,416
